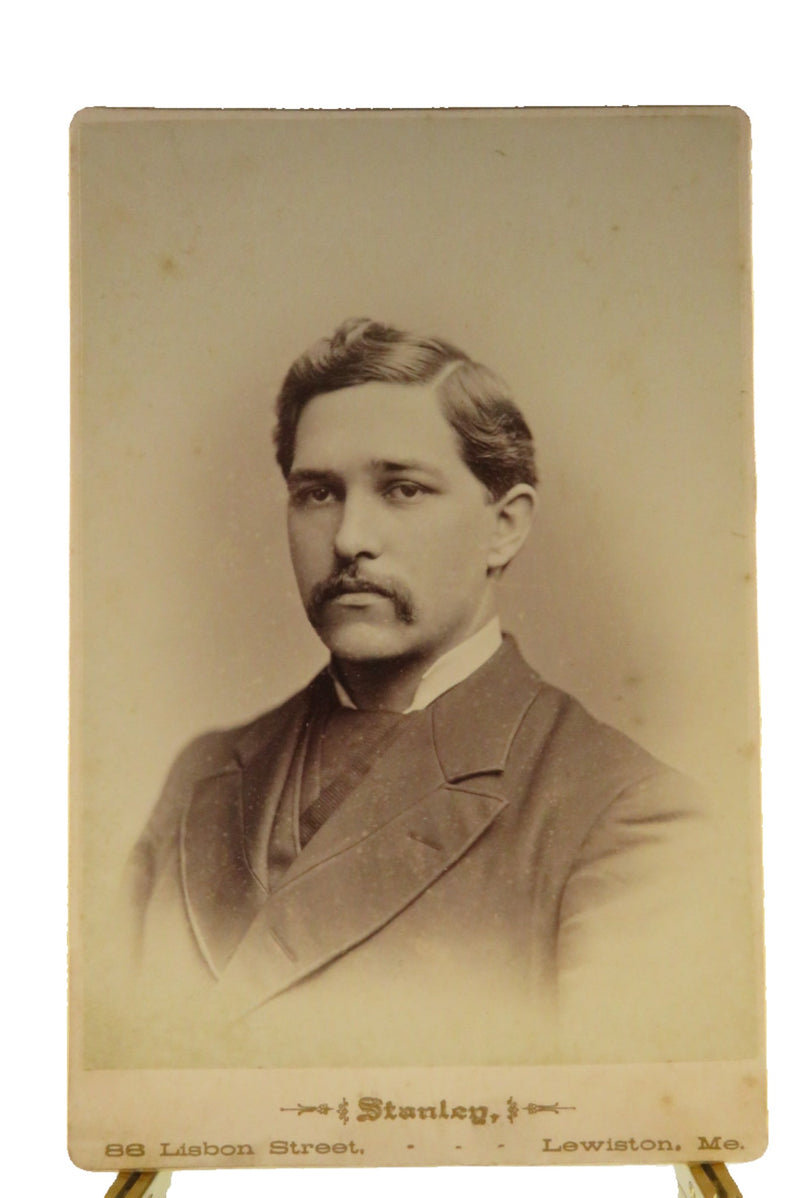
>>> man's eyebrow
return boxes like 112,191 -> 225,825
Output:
286,468 -> 339,487
372,459 -> 445,478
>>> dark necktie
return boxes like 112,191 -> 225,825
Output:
298,708 -> 404,847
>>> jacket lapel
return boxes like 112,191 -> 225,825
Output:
180,686 -> 317,975
276,636 -> 542,880
213,772 -> 508,1014
181,638 -> 543,1008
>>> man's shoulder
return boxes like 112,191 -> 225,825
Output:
131,674 -> 326,864
438,637 -> 691,815
481,644 -> 698,833
475,637 -> 681,782
171,671 -> 328,779
525,674 -> 677,780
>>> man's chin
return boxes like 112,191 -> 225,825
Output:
316,623 -> 414,664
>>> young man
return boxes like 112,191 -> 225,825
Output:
127,319 -> 708,1065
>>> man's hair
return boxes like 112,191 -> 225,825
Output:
274,318 -> 537,499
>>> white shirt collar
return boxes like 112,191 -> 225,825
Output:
330,617 -> 502,713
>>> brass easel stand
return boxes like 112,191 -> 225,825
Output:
103,1163 -> 739,1195
675,1163 -> 741,1197
104,1172 -> 171,1198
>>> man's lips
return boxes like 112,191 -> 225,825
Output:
328,580 -> 394,600
331,590 -> 385,600
330,590 -> 384,605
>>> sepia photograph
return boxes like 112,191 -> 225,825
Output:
69,106 -> 765,1169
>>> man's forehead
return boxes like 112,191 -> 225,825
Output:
292,381 -> 464,465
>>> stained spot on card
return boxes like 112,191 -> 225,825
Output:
159,253 -> 180,277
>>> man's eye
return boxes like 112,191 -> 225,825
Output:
385,481 -> 428,502
292,485 -> 336,507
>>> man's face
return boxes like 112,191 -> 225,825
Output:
286,381 -> 503,668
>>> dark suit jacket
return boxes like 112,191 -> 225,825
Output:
125,638 -> 710,1065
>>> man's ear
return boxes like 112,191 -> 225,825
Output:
487,484 -> 537,573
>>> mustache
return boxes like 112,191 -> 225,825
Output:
306,567 -> 415,626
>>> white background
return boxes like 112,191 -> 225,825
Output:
4,3 -> 796,1196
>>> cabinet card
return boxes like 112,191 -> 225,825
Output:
69,106 -> 765,1170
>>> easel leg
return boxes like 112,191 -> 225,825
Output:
675,1162 -> 742,1198
104,1172 -> 171,1198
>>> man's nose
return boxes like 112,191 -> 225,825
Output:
333,492 -> 382,560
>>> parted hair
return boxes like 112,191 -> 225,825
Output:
273,318 -> 537,499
